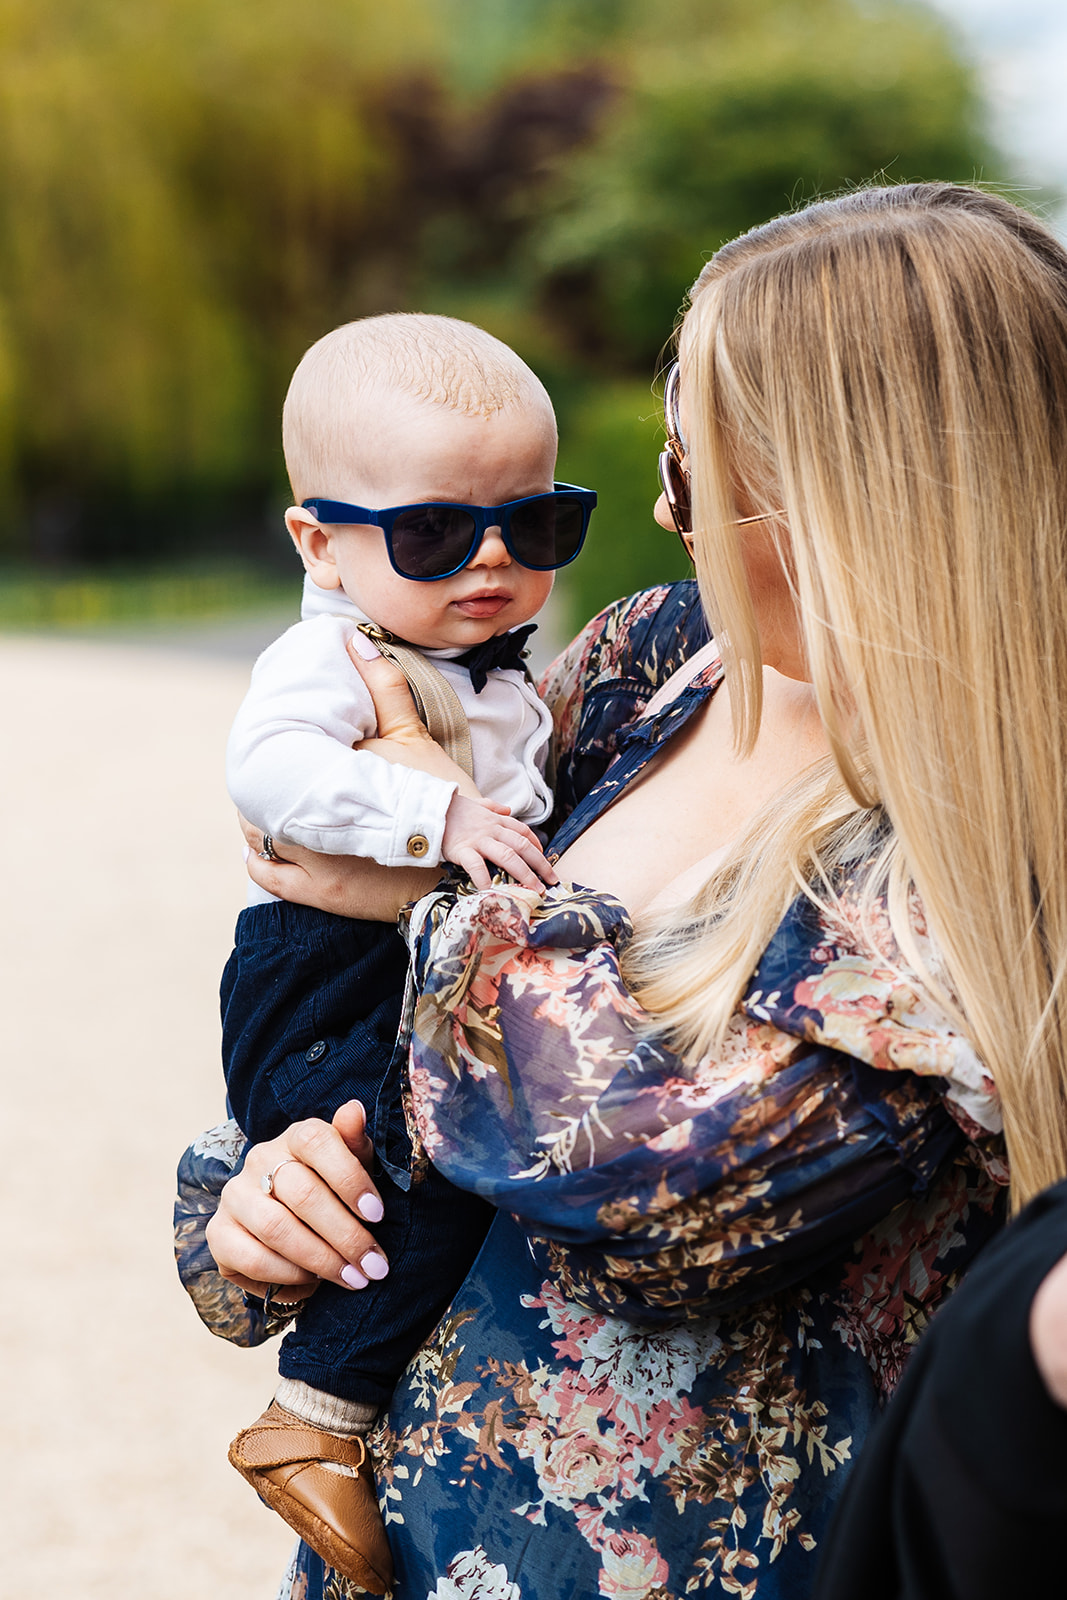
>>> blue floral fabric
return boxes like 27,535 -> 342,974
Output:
175,583 -> 1008,1600
400,878 -> 986,1328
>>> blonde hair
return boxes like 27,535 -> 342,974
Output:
628,184 -> 1067,1208
282,312 -> 555,502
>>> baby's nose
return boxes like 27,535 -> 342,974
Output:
470,526 -> 510,567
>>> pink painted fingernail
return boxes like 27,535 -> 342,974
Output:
349,631 -> 381,660
341,1264 -> 368,1289
361,1252 -> 389,1280
357,1192 -> 384,1223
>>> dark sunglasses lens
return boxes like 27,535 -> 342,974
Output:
389,507 -> 478,578
508,497 -> 586,569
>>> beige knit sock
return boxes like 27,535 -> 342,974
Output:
274,1378 -> 379,1476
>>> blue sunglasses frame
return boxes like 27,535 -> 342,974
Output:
302,482 -> 596,581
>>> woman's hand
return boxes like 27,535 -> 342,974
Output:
348,634 -> 559,891
206,1100 -> 390,1303
1031,1247 -> 1067,1408
241,815 -> 439,918
347,633 -> 483,799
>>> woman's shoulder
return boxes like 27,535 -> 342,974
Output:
543,581 -> 709,820
745,876 -> 1006,1162
541,580 -> 707,708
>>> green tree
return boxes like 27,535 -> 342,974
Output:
524,0 -> 994,364
0,0 -> 436,558
375,0 -> 1001,626
0,0 -> 998,614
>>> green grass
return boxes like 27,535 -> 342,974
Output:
0,563 -> 299,630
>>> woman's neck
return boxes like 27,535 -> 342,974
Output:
555,665 -> 829,917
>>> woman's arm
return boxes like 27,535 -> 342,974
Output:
402,876 -> 976,1324
242,814 -> 440,919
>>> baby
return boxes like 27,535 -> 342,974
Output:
221,313 -> 595,1592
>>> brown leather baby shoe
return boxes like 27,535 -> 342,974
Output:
229,1400 -> 395,1594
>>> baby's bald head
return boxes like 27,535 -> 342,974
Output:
283,313 -> 557,504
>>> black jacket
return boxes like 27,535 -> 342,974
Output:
816,1177 -> 1067,1600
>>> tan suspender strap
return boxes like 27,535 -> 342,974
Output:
353,623 -> 475,779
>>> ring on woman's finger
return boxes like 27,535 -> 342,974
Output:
261,1156 -> 303,1197
264,1284 -> 308,1318
258,833 -> 279,862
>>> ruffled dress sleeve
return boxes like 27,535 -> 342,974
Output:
173,1119 -> 294,1346
405,870 -> 1003,1325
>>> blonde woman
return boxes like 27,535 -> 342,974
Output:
185,184 -> 1067,1598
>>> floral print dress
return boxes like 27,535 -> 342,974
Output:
176,583 -> 1008,1600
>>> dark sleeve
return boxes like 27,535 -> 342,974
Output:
816,1178 -> 1067,1600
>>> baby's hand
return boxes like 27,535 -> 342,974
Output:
442,794 -> 559,891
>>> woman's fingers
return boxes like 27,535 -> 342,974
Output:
238,812 -> 319,902
242,829 -> 439,920
347,634 -> 484,799
346,635 -> 428,744
226,1272 -> 317,1306
218,1184 -> 361,1287
205,1209 -> 320,1295
238,812 -> 261,851
282,1114 -> 385,1225
221,1156 -> 387,1289
332,1098 -> 376,1168
212,1118 -> 391,1291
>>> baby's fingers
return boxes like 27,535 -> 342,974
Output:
476,836 -> 553,891
505,818 -> 551,855
490,821 -> 558,886
454,849 -> 494,889
510,836 -> 559,887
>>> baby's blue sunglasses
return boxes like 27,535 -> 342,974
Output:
302,483 -> 596,582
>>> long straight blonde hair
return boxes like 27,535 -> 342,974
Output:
627,184 -> 1067,1208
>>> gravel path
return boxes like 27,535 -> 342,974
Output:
0,604 -> 568,1594
2,632 -> 297,1597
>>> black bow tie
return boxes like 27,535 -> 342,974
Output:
454,624 -> 537,693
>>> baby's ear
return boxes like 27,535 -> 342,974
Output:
285,506 -> 340,589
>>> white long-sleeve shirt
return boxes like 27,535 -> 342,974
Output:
227,577 -> 553,871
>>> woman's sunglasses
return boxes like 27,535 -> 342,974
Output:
657,362 -> 784,556
302,483 -> 596,582
658,362 -> 692,549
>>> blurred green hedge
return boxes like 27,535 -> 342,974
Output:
0,0 -> 1001,619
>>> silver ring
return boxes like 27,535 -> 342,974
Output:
263,1285 -> 307,1320
261,1157 -> 301,1197
258,833 -> 278,863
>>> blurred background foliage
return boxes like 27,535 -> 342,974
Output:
0,0 -> 996,628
